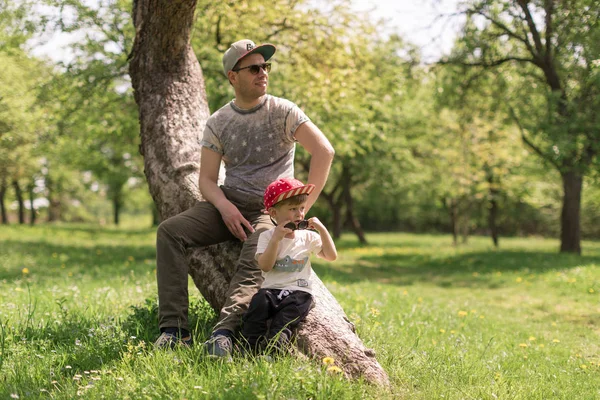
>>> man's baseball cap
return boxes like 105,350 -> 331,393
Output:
264,178 -> 315,210
222,39 -> 276,76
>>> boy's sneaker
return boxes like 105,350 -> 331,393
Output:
204,333 -> 233,359
154,332 -> 193,349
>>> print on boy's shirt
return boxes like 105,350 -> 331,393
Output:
273,255 -> 309,272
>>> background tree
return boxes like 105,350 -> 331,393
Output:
445,0 -> 600,253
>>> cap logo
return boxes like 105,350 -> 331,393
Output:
246,43 -> 254,51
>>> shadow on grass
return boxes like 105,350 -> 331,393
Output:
0,239 -> 156,281
314,250 -> 600,288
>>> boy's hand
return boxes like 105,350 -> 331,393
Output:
272,220 -> 293,242
307,217 -> 326,232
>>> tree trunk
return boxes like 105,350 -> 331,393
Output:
29,184 -> 36,226
560,170 -> 582,254
487,178 -> 499,248
46,175 -> 60,222
128,0 -> 388,386
12,180 -> 25,224
341,164 -> 367,244
151,203 -> 160,226
0,179 -> 7,224
447,198 -> 458,246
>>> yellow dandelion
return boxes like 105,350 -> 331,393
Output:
580,364 -> 588,369
568,278 -> 576,283
576,353 -> 582,358
516,277 -> 523,283
440,329 -> 446,333
539,344 -> 545,348
523,355 -> 528,360
589,288 -> 595,293
470,309 -> 477,314
551,322 -> 557,326
370,307 -> 380,317
15,287 -> 23,292
479,315 -> 485,319
417,297 -> 423,303
519,343 -> 528,348
322,357 -> 335,366
450,330 -> 456,334
458,311 -> 468,317
326,366 -> 343,374
22,268 -> 29,275
528,336 -> 536,341
403,290 -> 408,295
553,339 -> 560,343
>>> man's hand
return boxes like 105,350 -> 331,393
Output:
218,201 -> 254,241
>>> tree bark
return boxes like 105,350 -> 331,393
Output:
12,180 -> 25,224
0,178 -> 7,224
128,0 -> 388,386
560,170 -> 582,254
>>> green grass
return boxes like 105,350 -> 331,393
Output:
1,225 -> 599,399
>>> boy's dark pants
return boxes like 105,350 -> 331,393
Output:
241,289 -> 313,350
155,187 -> 273,334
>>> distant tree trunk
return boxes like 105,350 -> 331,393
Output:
487,176 -> 499,248
0,178 -> 7,224
113,196 -> 121,225
445,198 -> 459,246
111,184 -> 123,225
29,183 -> 36,226
151,203 -> 159,226
128,0 -> 387,385
341,164 -> 367,244
560,170 -> 582,254
320,185 -> 343,240
12,180 -> 25,224
46,175 -> 60,222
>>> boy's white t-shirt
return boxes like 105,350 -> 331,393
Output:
255,229 -> 323,294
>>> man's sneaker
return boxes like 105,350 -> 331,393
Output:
204,333 -> 233,358
154,332 -> 193,349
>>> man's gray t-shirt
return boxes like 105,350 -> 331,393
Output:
200,95 -> 310,199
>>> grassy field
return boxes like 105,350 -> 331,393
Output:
0,224 -> 599,399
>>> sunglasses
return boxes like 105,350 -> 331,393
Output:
233,62 -> 271,75
284,220 -> 310,231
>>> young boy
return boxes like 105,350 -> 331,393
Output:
241,177 -> 337,353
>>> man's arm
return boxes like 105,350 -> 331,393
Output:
199,147 -> 254,241
294,121 -> 335,213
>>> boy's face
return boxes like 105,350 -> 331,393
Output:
270,201 -> 307,226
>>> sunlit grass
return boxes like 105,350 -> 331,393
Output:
1,225 -> 599,398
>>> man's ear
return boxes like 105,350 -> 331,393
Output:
227,70 -> 237,86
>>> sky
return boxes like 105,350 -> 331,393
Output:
31,0 -> 465,64
350,0 -> 464,61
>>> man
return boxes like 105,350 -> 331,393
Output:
154,39 -> 334,358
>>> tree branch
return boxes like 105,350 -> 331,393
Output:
544,0 -> 553,64
508,105 -> 560,170
474,10 -> 537,57
516,0 -> 545,57
439,56 -> 537,68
